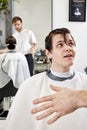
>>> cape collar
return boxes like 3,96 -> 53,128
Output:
46,70 -> 75,81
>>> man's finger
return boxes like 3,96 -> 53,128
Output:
36,108 -> 54,120
47,112 -> 61,125
31,102 -> 52,114
33,95 -> 53,104
50,85 -> 62,92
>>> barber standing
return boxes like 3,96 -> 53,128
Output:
12,16 -> 38,76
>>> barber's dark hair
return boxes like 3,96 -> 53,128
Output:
12,16 -> 22,23
6,36 -> 16,50
45,28 -> 76,52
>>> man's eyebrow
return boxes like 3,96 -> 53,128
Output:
55,40 -> 64,45
67,39 -> 74,42
59,40 -> 64,42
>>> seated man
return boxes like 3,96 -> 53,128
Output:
0,36 -> 30,88
4,28 -> 87,130
0,36 -> 30,117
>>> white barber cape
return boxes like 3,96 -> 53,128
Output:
0,51 -> 30,88
5,71 -> 87,130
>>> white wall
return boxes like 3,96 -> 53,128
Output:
53,0 -> 87,73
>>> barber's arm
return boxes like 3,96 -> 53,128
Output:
31,85 -> 87,124
0,48 -> 8,54
29,43 -> 38,54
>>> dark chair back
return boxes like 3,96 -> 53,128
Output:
0,80 -> 18,98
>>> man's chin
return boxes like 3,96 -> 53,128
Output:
16,29 -> 21,32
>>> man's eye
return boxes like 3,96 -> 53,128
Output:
68,42 -> 75,47
57,43 -> 64,47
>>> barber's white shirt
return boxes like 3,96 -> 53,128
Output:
13,29 -> 37,54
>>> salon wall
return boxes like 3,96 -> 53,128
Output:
53,0 -> 87,73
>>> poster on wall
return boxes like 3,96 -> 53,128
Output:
69,0 -> 86,22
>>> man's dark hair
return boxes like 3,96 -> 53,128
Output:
12,16 -> 22,23
6,36 -> 16,50
45,28 -> 75,52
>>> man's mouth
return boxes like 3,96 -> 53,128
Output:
64,54 -> 73,58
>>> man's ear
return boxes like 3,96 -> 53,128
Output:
45,49 -> 52,59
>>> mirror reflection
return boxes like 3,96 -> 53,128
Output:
0,0 -> 52,121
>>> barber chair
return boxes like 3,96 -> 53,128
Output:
0,52 -> 30,118
0,80 -> 18,119
0,80 -> 17,97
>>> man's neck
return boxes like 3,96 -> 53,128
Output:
17,28 -> 23,33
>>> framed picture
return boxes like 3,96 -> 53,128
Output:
69,0 -> 86,22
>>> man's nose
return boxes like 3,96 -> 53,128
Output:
64,43 -> 71,50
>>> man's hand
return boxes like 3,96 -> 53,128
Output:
31,85 -> 78,124
29,43 -> 38,54
29,48 -> 36,54
0,48 -> 8,54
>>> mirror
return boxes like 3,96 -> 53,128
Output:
0,0 -> 52,122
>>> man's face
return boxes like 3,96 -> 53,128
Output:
13,20 -> 22,32
46,33 -> 76,72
